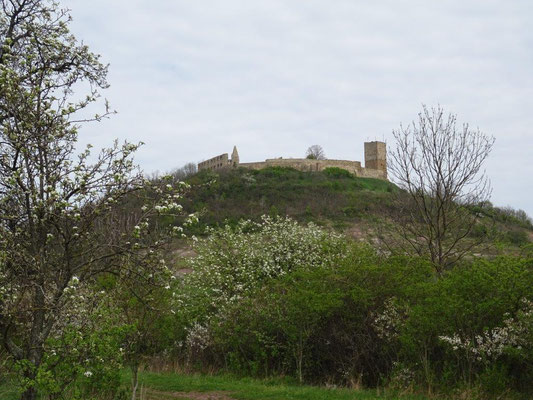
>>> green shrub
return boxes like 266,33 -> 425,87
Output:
170,211 -> 533,397
186,240 -> 433,386
256,166 -> 301,179
506,229 -> 530,246
479,364 -> 510,396
323,167 -> 353,178
402,256 -> 533,394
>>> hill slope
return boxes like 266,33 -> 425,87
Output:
181,166 -> 532,248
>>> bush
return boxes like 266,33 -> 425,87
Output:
506,229 -> 530,246
255,166 -> 301,179
323,167 -> 354,179
402,256 -> 533,394
175,216 -> 348,366
172,217 -> 533,397
180,236 -> 433,386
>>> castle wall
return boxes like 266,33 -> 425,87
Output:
198,142 -> 387,180
357,167 -> 387,179
198,153 -> 230,171
241,159 -> 360,173
239,158 -> 386,180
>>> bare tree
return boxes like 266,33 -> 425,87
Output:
305,145 -> 326,160
388,105 -> 495,274
171,162 -> 198,180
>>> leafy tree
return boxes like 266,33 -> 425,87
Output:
388,105 -> 495,274
0,2 -> 193,398
402,256 -> 533,392
179,216 -> 346,320
112,255 -> 178,400
206,244 -> 432,386
175,216 -> 347,370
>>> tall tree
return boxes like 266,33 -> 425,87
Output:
388,105 -> 495,274
0,2 -> 190,398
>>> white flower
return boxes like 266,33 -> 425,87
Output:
84,371 -> 93,377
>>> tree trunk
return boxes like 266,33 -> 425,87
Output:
21,385 -> 37,400
19,361 -> 38,400
295,336 -> 304,384
131,363 -> 139,400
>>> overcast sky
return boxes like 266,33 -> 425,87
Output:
68,0 -> 533,217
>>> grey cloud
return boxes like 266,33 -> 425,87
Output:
69,0 -> 533,216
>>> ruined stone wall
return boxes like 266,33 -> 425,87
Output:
198,153 -> 230,171
357,167 -> 387,179
198,142 -> 387,180
239,158 -> 386,180
240,159 -> 359,173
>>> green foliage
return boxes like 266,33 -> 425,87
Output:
255,166 -> 302,179
7,313 -> 129,400
173,218 -> 533,397
401,256 -> 533,394
505,229 -> 530,246
178,216 -> 347,324
182,167 -> 397,232
469,202 -> 533,245
323,167 -> 354,178
210,248 -> 432,386
122,370 -> 429,400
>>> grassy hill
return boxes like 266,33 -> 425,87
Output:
184,166 -> 395,231
181,166 -> 532,248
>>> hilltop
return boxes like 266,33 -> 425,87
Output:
180,166 -> 532,250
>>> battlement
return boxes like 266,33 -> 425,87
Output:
198,142 -> 387,180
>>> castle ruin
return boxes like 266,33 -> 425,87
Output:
198,141 -> 387,180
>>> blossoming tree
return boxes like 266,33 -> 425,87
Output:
0,1 -> 193,399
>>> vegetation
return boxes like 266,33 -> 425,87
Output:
184,166 -> 396,231
4,202 -> 530,399
305,145 -> 326,160
388,105 -> 495,273
170,219 -> 533,398
181,166 -> 530,252
122,371 -> 431,400
1,370 -> 432,400
1,2 -> 532,400
0,1 -> 194,399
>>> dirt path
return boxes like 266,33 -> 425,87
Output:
144,388 -> 237,400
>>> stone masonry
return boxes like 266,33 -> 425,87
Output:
197,142 -> 387,180
197,146 -> 240,171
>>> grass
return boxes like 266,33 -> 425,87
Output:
0,377 -> 20,400
179,167 -> 532,252
124,370 -> 430,400
0,371 -> 430,400
183,167 -> 397,233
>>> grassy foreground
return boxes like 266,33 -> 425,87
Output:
125,371 -> 429,400
0,384 -> 18,400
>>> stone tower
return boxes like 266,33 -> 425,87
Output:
231,146 -> 240,167
364,141 -> 387,177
